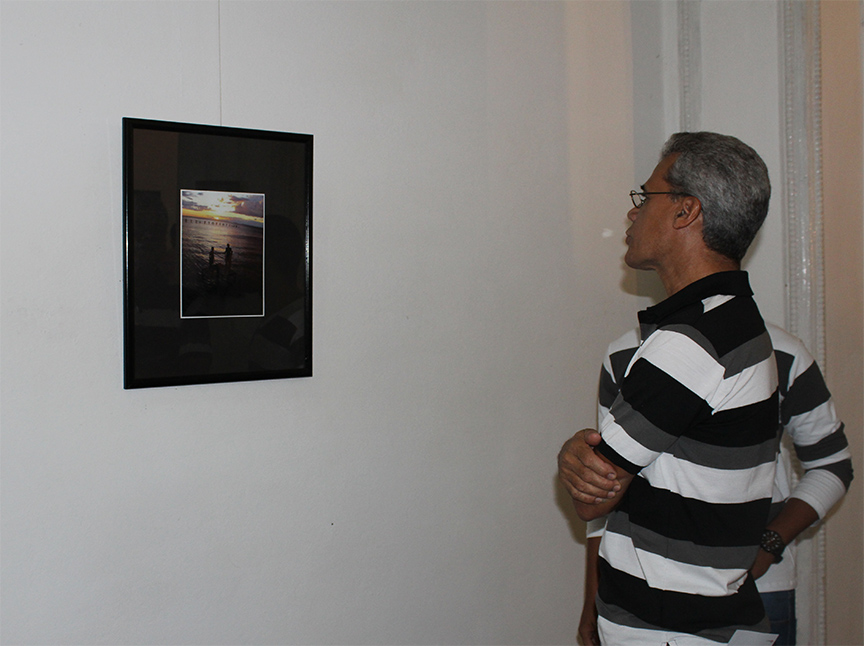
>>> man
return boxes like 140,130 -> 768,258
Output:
564,132 -> 779,644
564,323 -> 853,645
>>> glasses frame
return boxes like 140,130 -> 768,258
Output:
629,190 -> 689,209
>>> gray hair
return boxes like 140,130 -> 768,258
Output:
661,132 -> 771,262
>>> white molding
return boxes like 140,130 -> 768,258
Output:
677,0 -> 701,131
672,2 -> 827,643
779,1 -> 827,644
781,0 -> 827,365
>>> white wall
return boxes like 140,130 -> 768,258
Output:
630,0 -> 788,322
698,1 -> 785,323
821,2 -> 864,643
10,1 -> 842,643
633,0 -> 786,325
1,2 -> 647,643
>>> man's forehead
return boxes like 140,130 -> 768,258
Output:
645,154 -> 678,188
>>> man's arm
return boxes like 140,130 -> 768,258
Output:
571,464 -> 632,521
558,430 -> 621,505
750,497 -> 819,579
563,329 -> 639,506
578,536 -> 602,646
753,326 -> 854,578
557,430 -> 632,521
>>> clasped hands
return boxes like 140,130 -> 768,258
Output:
557,428 -> 778,580
557,429 -> 621,505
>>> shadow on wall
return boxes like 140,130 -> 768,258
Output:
554,475 -> 588,546
620,262 -> 666,303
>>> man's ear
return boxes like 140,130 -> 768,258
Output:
672,196 -> 702,229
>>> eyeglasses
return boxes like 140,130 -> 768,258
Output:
629,190 -> 688,209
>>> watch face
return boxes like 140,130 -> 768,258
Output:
761,529 -> 785,560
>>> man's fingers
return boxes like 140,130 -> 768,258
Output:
558,450 -> 618,490
584,429 -> 603,446
559,462 -> 618,494
559,472 -> 617,503
574,445 -> 617,481
558,429 -> 621,504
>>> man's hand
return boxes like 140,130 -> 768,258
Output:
578,601 -> 600,645
558,429 -> 620,505
748,498 -> 819,581
749,548 -> 776,581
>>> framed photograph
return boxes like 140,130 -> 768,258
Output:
122,118 -> 312,388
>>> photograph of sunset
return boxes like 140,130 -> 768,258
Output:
180,189 -> 265,318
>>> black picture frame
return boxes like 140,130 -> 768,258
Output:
122,118 -> 312,388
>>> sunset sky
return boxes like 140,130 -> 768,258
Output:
181,190 -> 264,227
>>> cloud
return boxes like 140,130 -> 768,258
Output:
181,191 -> 209,211
230,194 -> 264,219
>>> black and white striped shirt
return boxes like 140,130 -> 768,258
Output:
595,271 -> 779,641
592,322 -> 854,595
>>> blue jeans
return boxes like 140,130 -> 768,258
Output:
761,590 -> 796,646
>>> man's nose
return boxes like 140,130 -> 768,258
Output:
627,206 -> 639,222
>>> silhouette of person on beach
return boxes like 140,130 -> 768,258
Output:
225,244 -> 233,272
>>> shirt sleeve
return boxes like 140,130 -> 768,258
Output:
586,516 -> 607,539
780,335 -> 854,517
596,327 -> 725,474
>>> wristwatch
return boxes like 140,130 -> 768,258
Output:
760,529 -> 786,563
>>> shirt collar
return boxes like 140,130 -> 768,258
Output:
638,270 -> 753,326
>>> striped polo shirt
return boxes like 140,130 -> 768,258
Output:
592,323 -> 854,595
595,271 -> 780,642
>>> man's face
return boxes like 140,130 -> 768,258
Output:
624,154 -> 682,271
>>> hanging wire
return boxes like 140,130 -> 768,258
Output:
218,0 -> 224,125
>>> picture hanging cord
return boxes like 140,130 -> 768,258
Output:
218,0 -> 223,126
